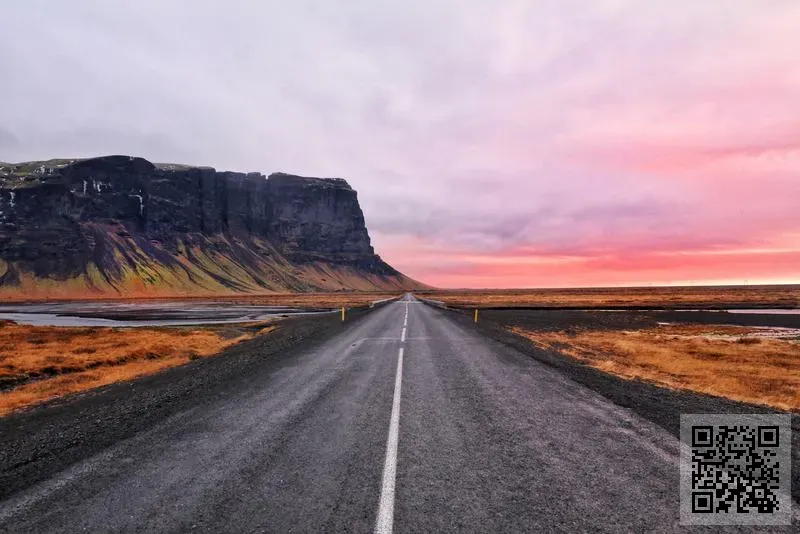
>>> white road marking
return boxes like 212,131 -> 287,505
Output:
400,328 -> 406,342
375,347 -> 404,534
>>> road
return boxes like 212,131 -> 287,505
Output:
0,295 -> 788,532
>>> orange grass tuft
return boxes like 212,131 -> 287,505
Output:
0,292 -> 402,308
202,292 -> 403,308
0,322 -> 276,415
511,324 -> 800,411
422,285 -> 800,309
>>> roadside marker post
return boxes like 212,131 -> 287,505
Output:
474,308 -> 479,324
342,306 -> 346,322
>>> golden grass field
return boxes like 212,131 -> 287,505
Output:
0,291 -> 402,309
0,321 -> 274,415
0,292 -> 402,415
420,285 -> 800,309
512,324 -> 800,411
165,292 -> 403,308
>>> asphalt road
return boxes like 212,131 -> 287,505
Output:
0,295 -> 795,532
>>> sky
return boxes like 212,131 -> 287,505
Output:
1,1 -> 799,288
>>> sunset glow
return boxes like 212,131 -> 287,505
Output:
2,1 -> 799,288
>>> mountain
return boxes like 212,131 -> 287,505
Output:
0,155 -> 424,298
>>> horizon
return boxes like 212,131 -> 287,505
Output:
2,1 -> 798,289
421,282 -> 800,290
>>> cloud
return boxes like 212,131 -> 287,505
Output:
1,1 -> 798,286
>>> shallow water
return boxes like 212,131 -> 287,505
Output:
0,302 -> 333,327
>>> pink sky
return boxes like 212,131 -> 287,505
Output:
366,1 -> 800,287
2,1 -> 799,288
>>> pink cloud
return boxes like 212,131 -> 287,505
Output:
399,245 -> 800,289
573,126 -> 800,175
4,1 -> 800,288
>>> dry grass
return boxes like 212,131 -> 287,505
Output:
511,324 -> 800,411
184,292 -> 402,308
0,321 -> 275,415
421,285 -> 800,309
0,292 -> 402,309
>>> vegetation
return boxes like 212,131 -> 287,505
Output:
420,285 -> 800,309
0,159 -> 78,187
0,230 -> 411,299
0,321 -> 274,415
512,323 -> 800,411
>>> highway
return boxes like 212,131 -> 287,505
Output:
0,295 -> 787,532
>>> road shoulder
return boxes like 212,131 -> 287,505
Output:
0,305 -> 382,501
419,302 -> 800,504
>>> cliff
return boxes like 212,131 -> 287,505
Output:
0,155 -> 423,297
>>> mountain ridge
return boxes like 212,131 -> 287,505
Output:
0,155 -> 424,298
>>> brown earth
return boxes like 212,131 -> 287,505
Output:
0,321 -> 275,415
0,291 -> 402,308
423,304 -> 800,503
511,323 -> 800,411
0,292 -> 403,414
0,304 -> 385,500
419,284 -> 800,309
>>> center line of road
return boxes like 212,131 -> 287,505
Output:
375,346 -> 404,534
400,327 -> 406,342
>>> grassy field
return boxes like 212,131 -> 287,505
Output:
512,323 -> 800,411
0,291 -> 402,308
154,292 -> 403,308
419,285 -> 800,309
0,292 -> 401,414
0,321 -> 274,415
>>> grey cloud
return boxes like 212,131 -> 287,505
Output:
3,128 -> 202,166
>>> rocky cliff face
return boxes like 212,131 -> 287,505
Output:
0,155 -> 420,297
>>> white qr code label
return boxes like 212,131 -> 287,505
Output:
680,414 -> 792,526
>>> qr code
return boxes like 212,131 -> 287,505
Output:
680,414 -> 792,526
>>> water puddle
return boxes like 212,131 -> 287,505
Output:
0,302 -> 333,327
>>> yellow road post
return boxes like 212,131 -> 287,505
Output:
474,308 -> 479,324
342,306 -> 346,322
